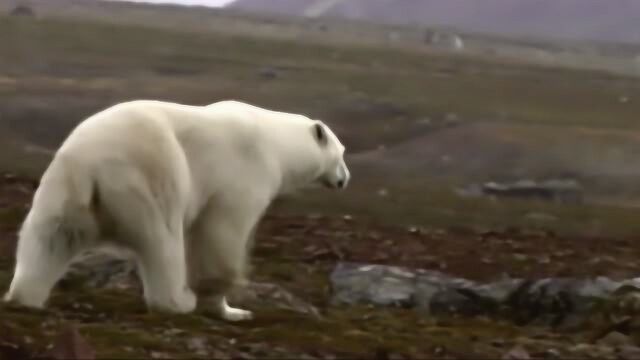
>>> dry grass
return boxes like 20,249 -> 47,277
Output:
2,13 -> 640,237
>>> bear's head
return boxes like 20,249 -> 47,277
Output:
311,121 -> 350,190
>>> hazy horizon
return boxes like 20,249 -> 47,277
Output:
109,0 -> 234,7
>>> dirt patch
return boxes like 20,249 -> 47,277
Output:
256,213 -> 640,283
1,175 -> 639,359
352,122 -> 640,182
2,173 -> 639,287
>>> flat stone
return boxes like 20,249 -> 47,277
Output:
330,262 -> 640,325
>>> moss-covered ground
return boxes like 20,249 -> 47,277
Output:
1,176 -> 639,359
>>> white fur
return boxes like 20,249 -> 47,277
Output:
3,100 -> 349,320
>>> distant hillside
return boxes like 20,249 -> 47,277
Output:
229,0 -> 640,44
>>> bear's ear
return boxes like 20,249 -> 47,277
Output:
312,122 -> 328,146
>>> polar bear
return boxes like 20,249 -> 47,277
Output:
3,100 -> 350,321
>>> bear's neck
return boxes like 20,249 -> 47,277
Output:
264,125 -> 324,196
277,150 -> 324,196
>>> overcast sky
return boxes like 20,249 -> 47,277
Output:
111,0 -> 235,7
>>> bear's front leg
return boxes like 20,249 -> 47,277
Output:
187,197 -> 267,322
190,252 -> 255,322
215,295 -> 253,321
196,286 -> 253,322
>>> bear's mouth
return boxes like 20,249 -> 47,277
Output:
321,178 -> 337,189
321,178 -> 345,189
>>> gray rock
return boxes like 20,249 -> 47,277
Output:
413,277 -> 442,310
507,276 -> 622,321
330,262 -> 640,325
10,5 -> 36,17
330,262 -> 415,307
524,212 -> 558,222
533,348 -> 561,359
618,345 -> 640,360
229,282 -> 320,318
473,278 -> 525,303
596,331 -> 632,347
64,248 -> 139,290
481,179 -> 583,204
429,288 -> 484,316
502,345 -> 530,359
186,336 -> 209,356
258,66 -> 279,80
424,30 -> 464,51
454,184 -> 484,198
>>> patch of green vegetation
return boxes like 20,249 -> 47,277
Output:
3,14 -> 640,237
3,14 -> 640,146
0,206 -> 27,229
283,176 -> 640,238
81,325 -> 181,359
2,14 -> 640,234
0,255 -> 603,359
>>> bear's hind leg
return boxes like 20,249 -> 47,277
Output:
107,194 -> 195,314
95,161 -> 196,314
4,211 -> 94,308
135,226 -> 196,314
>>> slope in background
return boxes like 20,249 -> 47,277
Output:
230,0 -> 640,44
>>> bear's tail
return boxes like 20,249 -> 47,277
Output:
3,155 -> 99,308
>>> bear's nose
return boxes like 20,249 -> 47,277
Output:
337,179 -> 345,188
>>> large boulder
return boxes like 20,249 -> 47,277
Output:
10,5 -> 35,17
330,262 -> 640,325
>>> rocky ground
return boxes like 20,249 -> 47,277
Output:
2,173 -> 640,359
